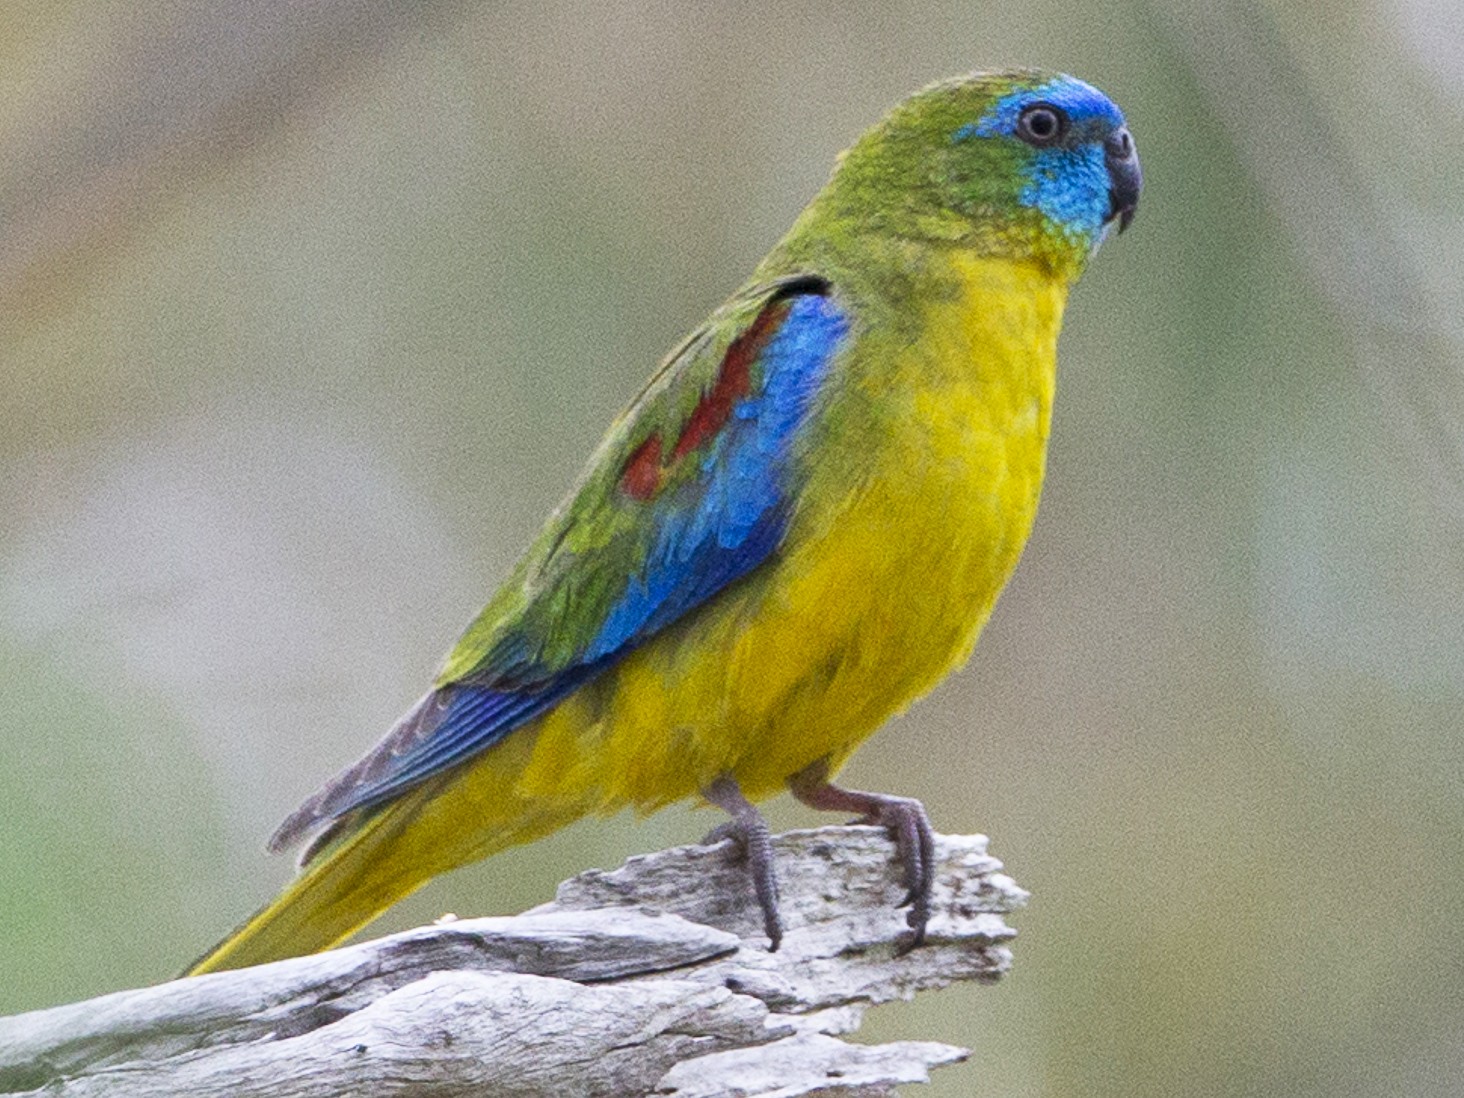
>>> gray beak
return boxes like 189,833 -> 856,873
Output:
1104,126 -> 1141,233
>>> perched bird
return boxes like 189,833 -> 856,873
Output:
187,68 -> 1140,975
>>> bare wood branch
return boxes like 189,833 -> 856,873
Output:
0,827 -> 1027,1098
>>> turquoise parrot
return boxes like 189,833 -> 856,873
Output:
188,68 -> 1140,974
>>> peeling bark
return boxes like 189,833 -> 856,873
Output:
0,827 -> 1027,1098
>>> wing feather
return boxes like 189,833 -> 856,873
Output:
271,278 -> 850,854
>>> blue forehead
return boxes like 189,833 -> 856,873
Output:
967,75 -> 1126,139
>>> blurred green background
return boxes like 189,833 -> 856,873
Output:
4,1 -> 1463,1094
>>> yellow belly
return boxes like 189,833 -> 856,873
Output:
511,251 -> 1067,811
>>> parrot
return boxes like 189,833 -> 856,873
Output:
186,67 -> 1141,975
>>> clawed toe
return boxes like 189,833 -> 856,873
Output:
700,820 -> 741,850
702,764 -> 939,954
703,777 -> 784,950
790,762 -> 937,951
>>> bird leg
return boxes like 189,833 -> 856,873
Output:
701,776 -> 783,951
788,758 -> 935,952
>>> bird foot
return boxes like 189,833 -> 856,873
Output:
790,762 -> 935,953
702,777 -> 783,951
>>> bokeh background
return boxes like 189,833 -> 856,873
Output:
4,1 -> 1463,1094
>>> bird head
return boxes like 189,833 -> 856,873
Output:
819,69 -> 1141,279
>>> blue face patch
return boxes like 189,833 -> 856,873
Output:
1018,143 -> 1112,240
957,75 -> 1127,241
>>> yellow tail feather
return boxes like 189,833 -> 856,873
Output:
185,785 -> 442,975
186,752 -> 588,976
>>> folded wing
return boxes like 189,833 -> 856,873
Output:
270,277 -> 850,856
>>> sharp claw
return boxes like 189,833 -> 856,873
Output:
873,796 -> 933,940
763,909 -> 783,952
895,924 -> 926,956
700,821 -> 740,850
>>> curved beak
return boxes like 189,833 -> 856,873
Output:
1104,126 -> 1141,233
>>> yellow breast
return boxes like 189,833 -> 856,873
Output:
517,251 -> 1068,810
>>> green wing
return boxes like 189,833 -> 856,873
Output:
269,275 -> 850,851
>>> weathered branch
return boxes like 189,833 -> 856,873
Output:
0,827 -> 1027,1097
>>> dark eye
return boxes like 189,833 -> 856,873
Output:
1016,103 -> 1068,147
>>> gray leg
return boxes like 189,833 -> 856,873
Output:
702,776 -> 783,951
789,758 -> 935,952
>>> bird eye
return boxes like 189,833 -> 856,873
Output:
1016,103 -> 1068,147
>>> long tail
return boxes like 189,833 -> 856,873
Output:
186,766 -> 584,976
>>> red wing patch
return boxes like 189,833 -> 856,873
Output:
618,299 -> 791,501
619,433 -> 664,500
672,300 -> 789,460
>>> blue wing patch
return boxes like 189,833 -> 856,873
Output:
587,292 -> 847,659
273,289 -> 850,848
